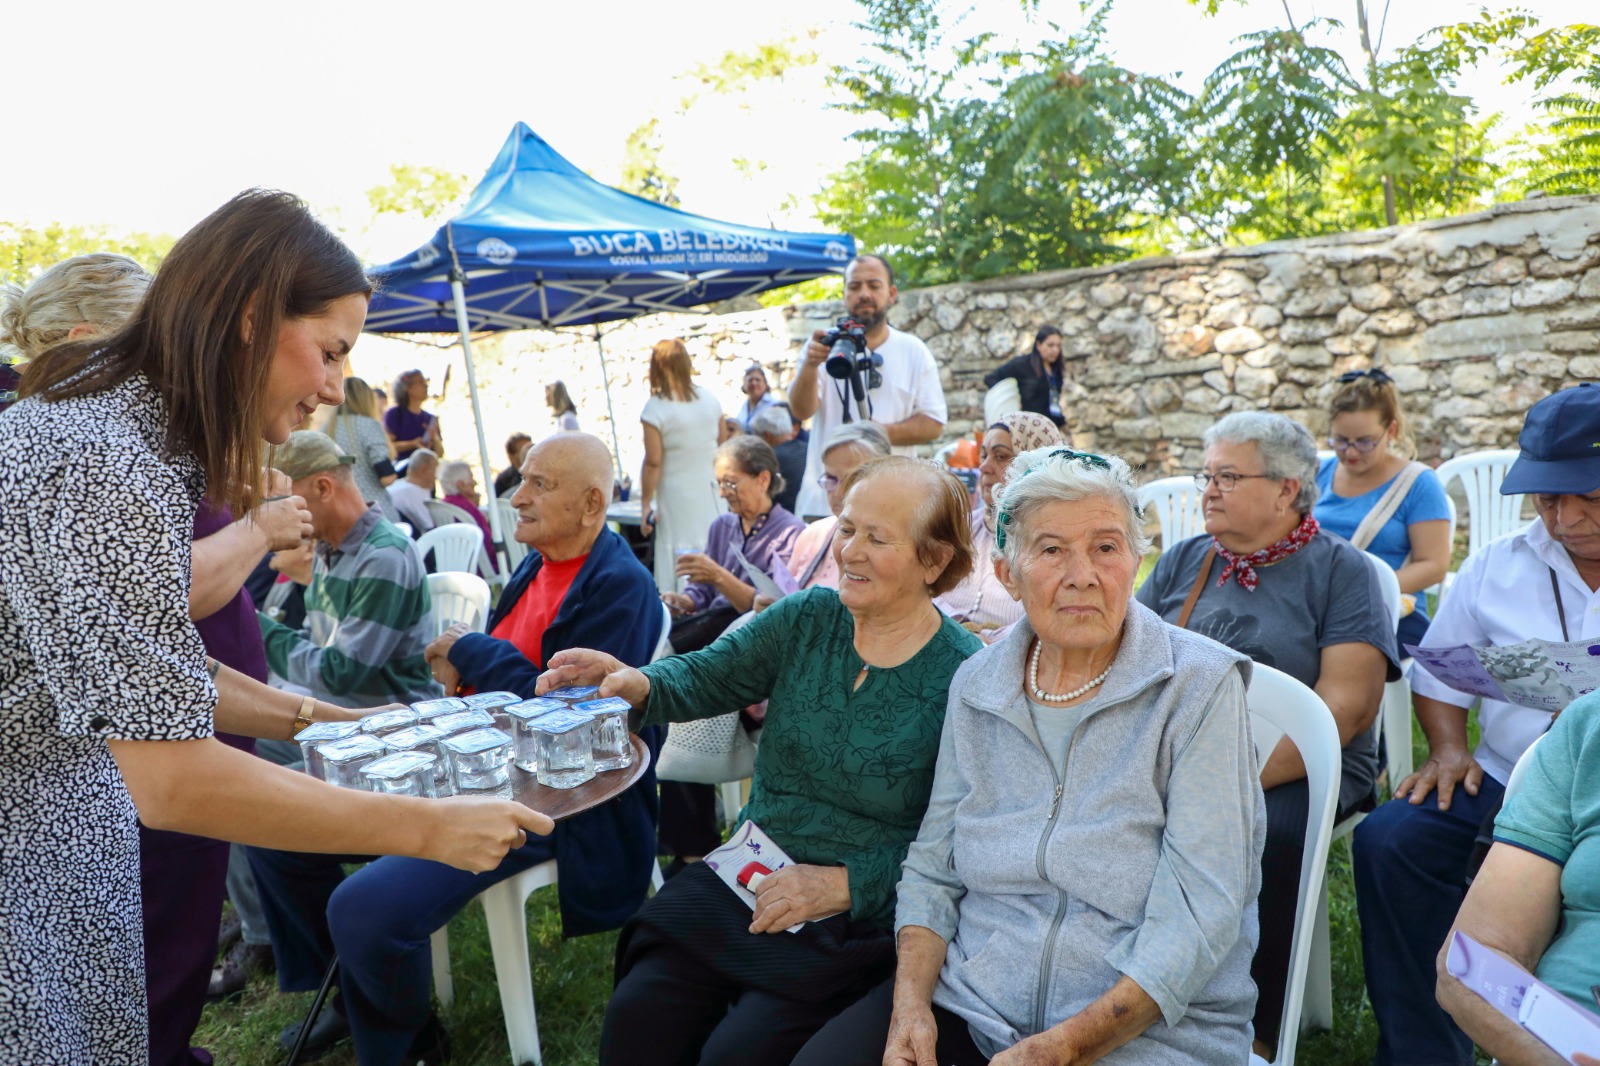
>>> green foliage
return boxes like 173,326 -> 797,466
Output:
680,32 -> 821,108
0,221 -> 174,285
617,118 -> 681,207
365,164 -> 470,222
757,274 -> 844,308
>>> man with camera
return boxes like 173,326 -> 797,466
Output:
789,254 -> 947,519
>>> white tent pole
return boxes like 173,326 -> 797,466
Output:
449,271 -> 509,580
594,327 -> 624,481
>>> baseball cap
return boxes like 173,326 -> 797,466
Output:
1500,383 -> 1600,496
273,431 -> 356,481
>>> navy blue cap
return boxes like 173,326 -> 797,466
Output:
1501,383 -> 1600,495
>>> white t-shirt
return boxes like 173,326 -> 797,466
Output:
387,479 -> 435,533
1411,518 -> 1600,785
794,325 -> 947,518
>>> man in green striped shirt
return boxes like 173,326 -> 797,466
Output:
258,432 -> 442,707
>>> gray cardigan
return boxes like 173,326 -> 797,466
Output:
895,599 -> 1267,1063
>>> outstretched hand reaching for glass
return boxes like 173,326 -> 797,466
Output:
537,648 -> 651,707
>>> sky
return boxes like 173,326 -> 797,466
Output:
3,0 -> 1592,264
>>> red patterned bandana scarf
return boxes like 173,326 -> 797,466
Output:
1213,514 -> 1319,591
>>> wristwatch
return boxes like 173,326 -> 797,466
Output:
292,695 -> 317,735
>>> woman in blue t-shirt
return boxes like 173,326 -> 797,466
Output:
1314,369 -> 1452,648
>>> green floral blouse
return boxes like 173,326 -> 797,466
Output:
641,587 -> 982,928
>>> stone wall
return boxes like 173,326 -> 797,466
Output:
355,194 -> 1600,486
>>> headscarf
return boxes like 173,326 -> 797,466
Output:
983,411 -> 1066,530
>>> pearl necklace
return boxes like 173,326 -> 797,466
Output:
1029,640 -> 1112,703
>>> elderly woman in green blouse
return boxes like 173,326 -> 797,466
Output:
538,456 -> 983,1066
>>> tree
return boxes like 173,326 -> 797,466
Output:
0,221 -> 174,285
365,164 -> 470,221
617,118 -> 680,206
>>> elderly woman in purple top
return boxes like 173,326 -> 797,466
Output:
665,434 -> 805,654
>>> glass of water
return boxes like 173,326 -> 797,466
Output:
431,709 -> 496,738
505,698 -> 565,772
532,711 -> 596,790
295,720 -> 362,780
358,707 -> 419,736
382,724 -> 451,794
442,727 -> 515,798
317,735 -> 388,790
542,685 -> 599,704
573,697 -> 634,772
463,691 -> 522,732
411,697 -> 469,726
361,751 -> 439,798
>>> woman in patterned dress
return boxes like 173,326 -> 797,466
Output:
537,456 -> 984,1066
0,190 -> 550,1064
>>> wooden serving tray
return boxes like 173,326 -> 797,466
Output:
510,733 -> 651,821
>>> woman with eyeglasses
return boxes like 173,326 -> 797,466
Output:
1135,411 -> 1400,1057
1315,369 -> 1453,649
385,368 -> 443,464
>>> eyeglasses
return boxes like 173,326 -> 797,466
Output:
1329,435 -> 1384,453
715,477 -> 748,494
1193,472 -> 1275,493
817,473 -> 841,490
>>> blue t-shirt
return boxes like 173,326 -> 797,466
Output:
1315,457 -> 1450,620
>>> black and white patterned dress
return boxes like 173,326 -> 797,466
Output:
0,374 -> 217,1063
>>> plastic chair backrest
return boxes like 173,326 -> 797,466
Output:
1363,550 -> 1409,787
1421,493 -> 1458,609
1363,550 -> 1402,630
425,571 -> 492,639
983,378 -> 1022,426
1138,476 -> 1208,550
1435,449 -> 1524,557
494,500 -> 527,570
1503,732 -> 1544,803
415,524 -> 486,575
651,601 -> 673,662
424,498 -> 479,528
1246,664 -> 1343,1066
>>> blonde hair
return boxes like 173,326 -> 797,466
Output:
0,253 -> 151,363
647,339 -> 697,402
333,376 -> 381,421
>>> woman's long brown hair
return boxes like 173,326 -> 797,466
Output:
22,190 -> 372,516
647,338 -> 697,402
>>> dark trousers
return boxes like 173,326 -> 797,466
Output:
139,825 -> 231,1066
1353,779 -> 1506,1066
599,939 -> 883,1066
248,835 -> 556,1066
790,976 -> 989,1066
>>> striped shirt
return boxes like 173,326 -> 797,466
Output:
258,506 -> 442,707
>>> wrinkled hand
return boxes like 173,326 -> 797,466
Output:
749,863 -> 850,934
752,594 -> 775,613
639,504 -> 655,538
422,796 -> 552,872
803,329 -> 829,368
673,552 -> 726,586
1396,747 -> 1483,810
538,648 -> 650,706
269,542 -> 316,586
426,623 -> 470,692
264,468 -> 293,497
661,591 -> 695,615
883,1002 -> 939,1066
253,494 -> 313,552
989,1032 -> 1071,1066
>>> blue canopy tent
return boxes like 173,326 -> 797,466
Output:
365,122 -> 855,574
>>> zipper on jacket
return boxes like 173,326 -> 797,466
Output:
1033,755 -> 1068,1036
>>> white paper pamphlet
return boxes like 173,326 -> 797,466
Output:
1444,931 -> 1600,1062
730,545 -> 789,603
703,820 -> 833,934
1405,638 -> 1600,713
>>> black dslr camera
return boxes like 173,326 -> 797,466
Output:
822,317 -> 882,420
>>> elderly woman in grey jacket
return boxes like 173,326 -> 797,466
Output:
795,447 -> 1266,1065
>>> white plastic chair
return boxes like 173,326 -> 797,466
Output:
1301,552 -> 1406,1031
1434,449 -> 1524,604
431,598 -> 677,1061
425,572 -> 491,639
495,500 -> 528,571
1245,664 -> 1344,1066
1503,732 -> 1544,802
982,378 -> 1022,426
415,525 -> 486,576
1138,476 -> 1207,550
424,497 -> 479,528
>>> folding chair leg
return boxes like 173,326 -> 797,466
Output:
481,878 -> 543,1066
430,926 -> 453,1010
719,781 -> 743,830
1301,877 -> 1335,1033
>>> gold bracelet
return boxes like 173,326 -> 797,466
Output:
292,695 -> 316,735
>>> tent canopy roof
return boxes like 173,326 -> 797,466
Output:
366,122 -> 855,334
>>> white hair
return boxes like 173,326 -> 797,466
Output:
437,459 -> 474,495
994,447 -> 1151,569
1203,411 -> 1319,514
0,253 -> 150,363
821,420 -> 891,460
749,405 -> 794,438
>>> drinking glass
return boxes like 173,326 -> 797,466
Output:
358,708 -> 419,736
381,724 -> 452,794
463,691 -> 521,732
505,698 -> 565,772
431,709 -> 496,738
573,697 -> 633,772
317,735 -> 388,790
361,751 -> 439,798
442,727 -> 515,797
532,711 -> 596,790
295,721 -> 363,780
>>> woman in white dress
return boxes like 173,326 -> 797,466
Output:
639,339 -> 726,594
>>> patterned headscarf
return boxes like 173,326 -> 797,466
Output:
983,412 -> 1067,529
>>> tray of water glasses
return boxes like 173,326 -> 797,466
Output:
510,732 -> 651,822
